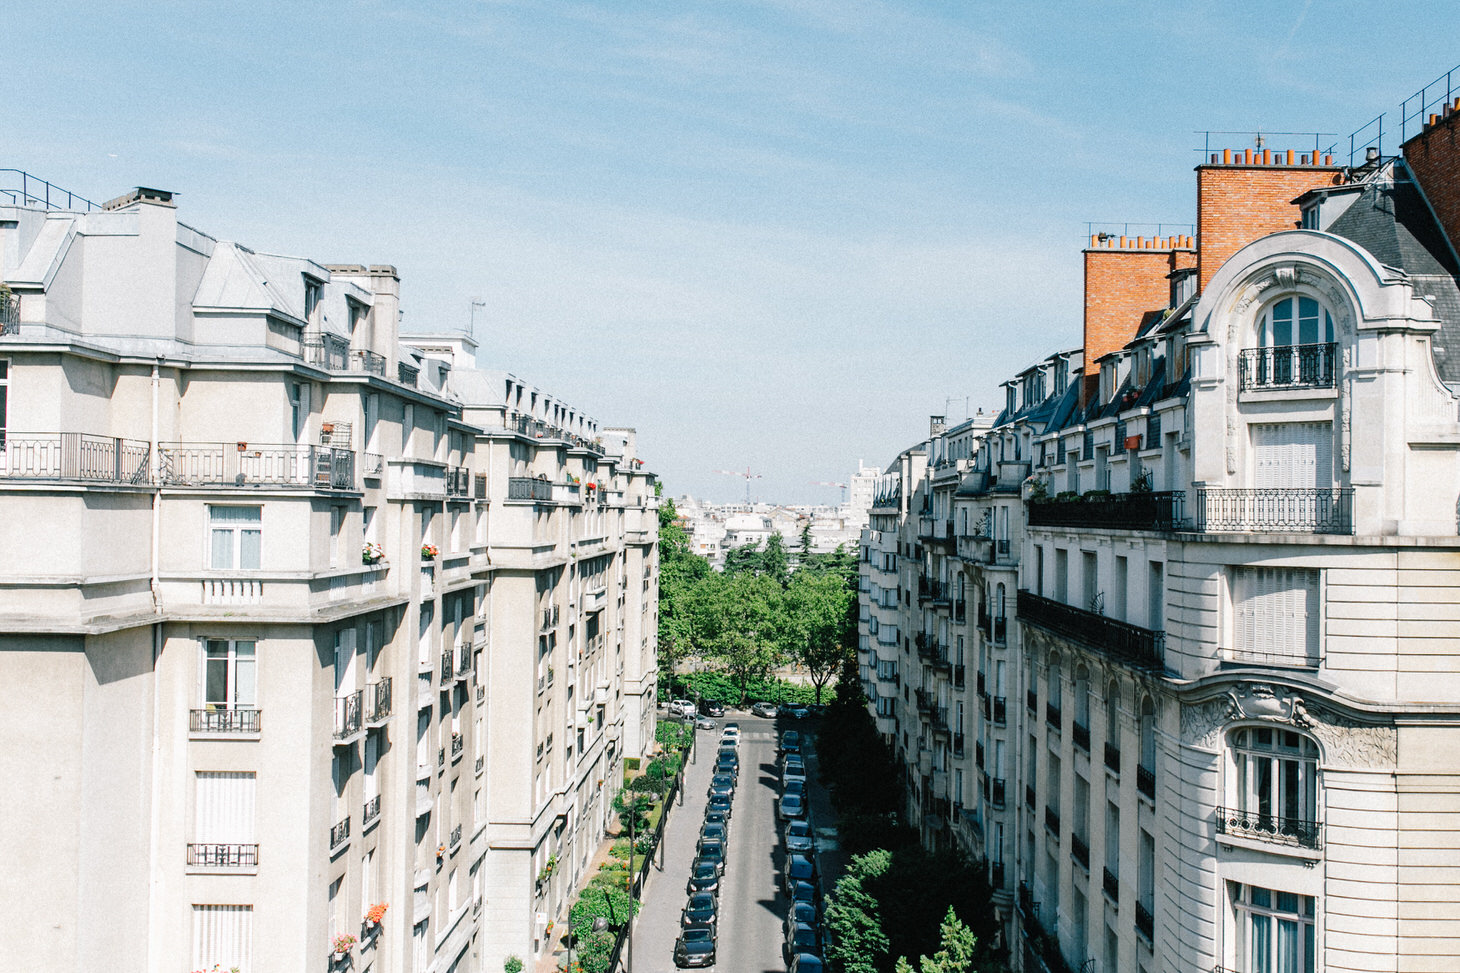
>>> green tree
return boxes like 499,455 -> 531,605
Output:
893,908 -> 983,973
657,498 -> 711,689
699,570 -> 785,703
760,531 -> 789,584
722,540 -> 762,575
825,849 -> 894,973
783,568 -> 855,704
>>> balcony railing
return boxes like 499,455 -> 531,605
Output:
1215,807 -> 1322,849
441,649 -> 454,683
508,476 -> 554,501
350,349 -> 387,376
362,794 -> 381,828
302,333 -> 351,370
1018,589 -> 1166,672
451,732 -> 464,761
190,708 -> 261,734
1045,807 -> 1060,835
990,777 -> 1006,809
1025,784 -> 1036,811
1104,743 -> 1120,774
953,664 -> 966,689
914,688 -> 935,714
1103,867 -> 1119,902
1071,833 -> 1089,869
992,697 -> 1007,726
1137,764 -> 1156,800
1238,342 -> 1337,391
1026,689 -> 1038,714
1029,490 -> 1184,531
450,824 -> 462,849
330,816 -> 350,849
365,678 -> 392,724
992,616 -> 1006,644
1073,721 -> 1090,752
1194,487 -> 1353,534
0,433 -> 152,484
446,466 -> 472,497
1135,902 -> 1154,941
457,645 -> 473,678
397,361 -> 419,386
157,443 -> 354,490
334,691 -> 363,741
187,843 -> 258,868
1046,703 -> 1061,732
953,598 -> 966,622
0,295 -> 17,335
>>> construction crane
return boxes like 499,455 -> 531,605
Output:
714,467 -> 762,504
809,480 -> 848,504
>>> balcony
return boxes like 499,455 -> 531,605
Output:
953,598 -> 966,622
1071,833 -> 1089,869
1135,901 -> 1154,942
302,333 -> 351,370
992,616 -> 1006,644
0,433 -> 151,484
953,664 -> 966,689
991,861 -> 1006,889
1073,720 -> 1090,752
438,746 -> 446,771
1215,807 -> 1321,849
1194,487 -> 1353,534
1028,490 -> 1184,532
365,678 -> 392,725
507,476 -> 554,502
1018,589 -> 1166,672
1046,703 -> 1061,732
1024,784 -> 1036,811
456,645 -> 473,679
992,697 -> 1007,726
351,349 -> 387,376
1104,743 -> 1120,774
446,466 -> 472,498
330,816 -> 350,852
187,843 -> 259,868
540,604 -> 560,631
441,649 -> 454,684
1045,807 -> 1060,835
475,754 -> 484,774
450,824 -> 462,850
990,777 -> 1006,809
1103,867 -> 1119,903
362,794 -> 381,829
157,442 -> 355,490
953,732 -> 965,757
975,741 -> 984,768
451,732 -> 464,762
1238,342 -> 1337,391
914,688 -> 935,714
1137,764 -> 1156,800
333,691 -> 363,743
397,361 -> 419,386
1026,689 -> 1038,714
190,708 -> 261,734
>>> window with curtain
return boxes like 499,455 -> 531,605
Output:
202,639 -> 256,709
192,904 -> 253,973
1231,882 -> 1316,973
209,506 -> 261,570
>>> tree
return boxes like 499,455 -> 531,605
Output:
656,498 -> 711,690
893,908 -> 983,973
783,568 -> 855,704
825,849 -> 893,973
699,570 -> 785,703
722,540 -> 762,575
760,531 -> 789,584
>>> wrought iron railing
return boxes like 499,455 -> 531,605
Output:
1103,867 -> 1119,902
953,732 -> 965,757
451,732 -> 464,761
365,678 -> 392,724
350,349 -> 387,376
1215,806 -> 1322,849
457,644 -> 473,678
187,843 -> 258,867
1018,590 -> 1166,672
441,649 -> 454,683
1045,807 -> 1060,834
0,433 -> 151,483
508,476 -> 554,501
1137,764 -> 1156,800
450,824 -> 462,848
1237,342 -> 1337,391
1026,689 -> 1038,714
1104,743 -> 1120,774
1195,487 -> 1353,534
1046,703 -> 1061,732
330,816 -> 350,849
1071,833 -> 1089,868
1025,784 -> 1036,811
1073,721 -> 1090,752
0,295 -> 18,335
953,664 -> 966,689
302,333 -> 351,370
992,697 -> 1007,726
990,777 -> 1006,809
362,794 -> 381,827
1028,491 -> 1184,531
1135,901 -> 1154,941
157,443 -> 354,490
446,466 -> 472,497
191,708 -> 261,733
334,691 -> 362,740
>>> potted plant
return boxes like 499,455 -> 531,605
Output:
332,933 -> 357,956
505,956 -> 524,973
421,543 -> 440,560
362,541 -> 384,565
364,902 -> 388,927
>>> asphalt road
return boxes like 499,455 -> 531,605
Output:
629,713 -> 843,973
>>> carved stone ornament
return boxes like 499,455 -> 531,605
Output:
1223,683 -> 1314,726
1181,683 -> 1398,769
1340,350 -> 1353,472
1274,266 -> 1297,289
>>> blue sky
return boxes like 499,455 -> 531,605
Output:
10,1 -> 1460,503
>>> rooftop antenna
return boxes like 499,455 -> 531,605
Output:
469,299 -> 486,338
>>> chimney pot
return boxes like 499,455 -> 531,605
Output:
1243,149 -> 1251,164
1090,234 -> 1099,248
1286,148 -> 1295,165
1223,148 -> 1232,164
1211,153 -> 1219,164
1119,236 -> 1128,248
1261,149 -> 1271,165
1366,146 -> 1380,163
1323,154 -> 1333,165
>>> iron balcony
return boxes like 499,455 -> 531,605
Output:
1018,589 -> 1166,672
1194,487 -> 1353,534
1028,490 -> 1184,531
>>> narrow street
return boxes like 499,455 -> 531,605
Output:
629,712 -> 843,973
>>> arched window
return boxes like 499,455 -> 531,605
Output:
1226,727 -> 1321,848
1139,696 -> 1156,771
1073,665 -> 1091,730
1259,296 -> 1333,347
1250,296 -> 1337,390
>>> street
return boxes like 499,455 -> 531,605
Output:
629,713 -> 844,973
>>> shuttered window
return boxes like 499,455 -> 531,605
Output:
191,904 -> 252,972
196,772 -> 256,844
1234,568 -> 1320,665
1252,423 -> 1332,490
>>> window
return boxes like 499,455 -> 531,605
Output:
1148,561 -> 1164,631
202,639 -> 256,709
304,277 -> 323,326
1227,728 -> 1320,845
195,771 -> 255,855
210,506 -> 261,570
1233,567 -> 1320,666
1252,423 -> 1332,491
192,905 -> 253,972
0,359 -> 8,446
1230,883 -> 1316,973
330,505 -> 346,568
1259,296 -> 1332,348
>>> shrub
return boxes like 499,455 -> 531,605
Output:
504,956 -> 524,973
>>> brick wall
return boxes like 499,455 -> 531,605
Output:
1083,247 -> 1180,365
1403,103 -> 1460,254
1196,162 -> 1341,292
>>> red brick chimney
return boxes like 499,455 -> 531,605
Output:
1195,147 -> 1342,292
1402,98 -> 1460,253
1083,235 -> 1195,367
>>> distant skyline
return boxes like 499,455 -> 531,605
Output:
10,1 -> 1460,503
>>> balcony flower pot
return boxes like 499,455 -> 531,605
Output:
332,933 -> 357,956
420,544 -> 440,561
362,542 -> 385,565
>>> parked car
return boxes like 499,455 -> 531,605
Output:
708,773 -> 735,798
782,756 -> 807,785
784,921 -> 823,960
715,752 -> 739,779
782,852 -> 818,893
699,821 -> 729,846
695,715 -> 716,730
668,698 -> 696,718
681,891 -> 719,928
780,778 -> 807,801
778,791 -> 807,822
787,879 -> 820,911
789,951 -> 825,973
695,840 -> 727,874
703,807 -> 731,835
707,793 -> 733,818
784,704 -> 810,720
700,699 -> 725,717
675,924 -> 716,968
784,901 -> 819,939
779,730 -> 801,754
687,860 -> 722,896
784,819 -> 814,854
721,723 -> 741,745
751,701 -> 779,718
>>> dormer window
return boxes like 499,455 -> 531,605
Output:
303,277 -> 323,328
1006,386 -> 1016,415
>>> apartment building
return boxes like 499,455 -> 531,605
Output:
0,179 -> 658,973
860,91 -> 1460,973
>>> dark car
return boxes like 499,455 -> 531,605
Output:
675,923 -> 716,968
790,951 -> 825,973
784,921 -> 822,959
782,852 -> 818,892
788,879 -> 821,911
699,821 -> 728,846
715,753 -> 739,779
779,730 -> 802,754
708,773 -> 735,798
784,901 -> 819,939
778,791 -> 807,822
781,778 -> 807,801
704,807 -> 731,834
687,860 -> 722,896
782,755 -> 807,785
681,891 -> 718,927
785,704 -> 811,720
784,819 -> 814,855
707,793 -> 733,818
696,840 -> 727,874
700,699 -> 725,717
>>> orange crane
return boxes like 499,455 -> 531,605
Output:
809,480 -> 848,503
714,467 -> 762,503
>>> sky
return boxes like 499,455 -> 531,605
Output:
9,1 -> 1460,504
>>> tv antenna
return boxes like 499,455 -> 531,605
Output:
469,299 -> 486,338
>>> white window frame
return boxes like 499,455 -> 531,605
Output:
209,505 -> 262,571
200,639 -> 257,709
1227,727 -> 1320,839
1231,566 -> 1322,667
1229,881 -> 1317,973
192,904 -> 253,973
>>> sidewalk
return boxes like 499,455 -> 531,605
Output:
534,833 -> 626,973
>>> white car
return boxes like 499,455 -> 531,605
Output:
721,723 -> 741,746
667,698 -> 696,718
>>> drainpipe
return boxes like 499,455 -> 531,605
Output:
150,359 -> 161,611
146,359 -> 163,969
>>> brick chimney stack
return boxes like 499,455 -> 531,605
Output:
1083,235 -> 1195,367
1195,147 -> 1342,292
1401,98 -> 1460,253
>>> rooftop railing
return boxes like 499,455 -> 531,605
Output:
351,349 -> 387,376
157,443 -> 355,491
397,361 -> 419,387
302,333 -> 351,370
1018,589 -> 1166,672
0,169 -> 99,210
1028,491 -> 1183,531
